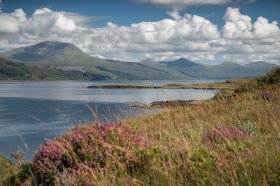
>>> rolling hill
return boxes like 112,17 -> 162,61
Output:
0,41 -> 278,80
0,57 -> 106,80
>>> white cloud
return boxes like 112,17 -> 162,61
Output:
253,17 -> 279,39
11,9 -> 27,22
0,7 -> 279,64
0,14 -> 19,34
223,7 -> 280,41
219,7 -> 280,63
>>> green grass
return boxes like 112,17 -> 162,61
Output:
1,68 -> 280,185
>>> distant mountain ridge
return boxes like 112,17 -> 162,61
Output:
0,41 -> 278,80
140,58 -> 278,79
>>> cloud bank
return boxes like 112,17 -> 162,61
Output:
0,7 -> 279,63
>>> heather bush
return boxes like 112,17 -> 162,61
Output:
202,126 -> 249,145
33,122 -> 150,185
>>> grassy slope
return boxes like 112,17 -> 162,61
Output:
1,68 -> 280,185
0,58 -> 106,80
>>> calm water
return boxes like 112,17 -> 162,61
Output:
0,79 -> 222,159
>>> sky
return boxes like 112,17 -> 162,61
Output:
0,0 -> 280,64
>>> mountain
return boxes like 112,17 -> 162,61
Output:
181,62 -> 247,78
0,57 -> 106,80
142,59 -> 278,79
140,58 -> 158,65
0,41 -> 177,80
181,62 -> 278,78
161,58 -> 202,68
140,58 -> 202,78
244,61 -> 278,74
1,41 -> 85,62
160,58 -> 203,78
0,41 -> 278,80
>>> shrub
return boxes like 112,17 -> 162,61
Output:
236,67 -> 280,93
33,122 -> 149,185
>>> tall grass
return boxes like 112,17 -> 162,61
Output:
1,68 -> 280,185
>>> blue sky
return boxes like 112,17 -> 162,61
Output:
2,0 -> 280,27
0,0 -> 280,64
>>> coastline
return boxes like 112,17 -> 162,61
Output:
87,78 -> 250,90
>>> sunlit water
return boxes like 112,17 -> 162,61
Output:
0,79 -> 223,159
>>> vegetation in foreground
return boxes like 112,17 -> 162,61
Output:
1,68 -> 280,185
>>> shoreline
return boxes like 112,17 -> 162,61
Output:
87,78 -> 250,90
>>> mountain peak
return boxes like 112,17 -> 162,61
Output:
1,41 -> 85,62
162,58 -> 202,68
174,58 -> 189,62
30,41 -> 82,52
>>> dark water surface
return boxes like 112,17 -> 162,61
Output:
0,80 -> 221,159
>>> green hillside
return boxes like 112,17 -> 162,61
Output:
0,58 -> 106,80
